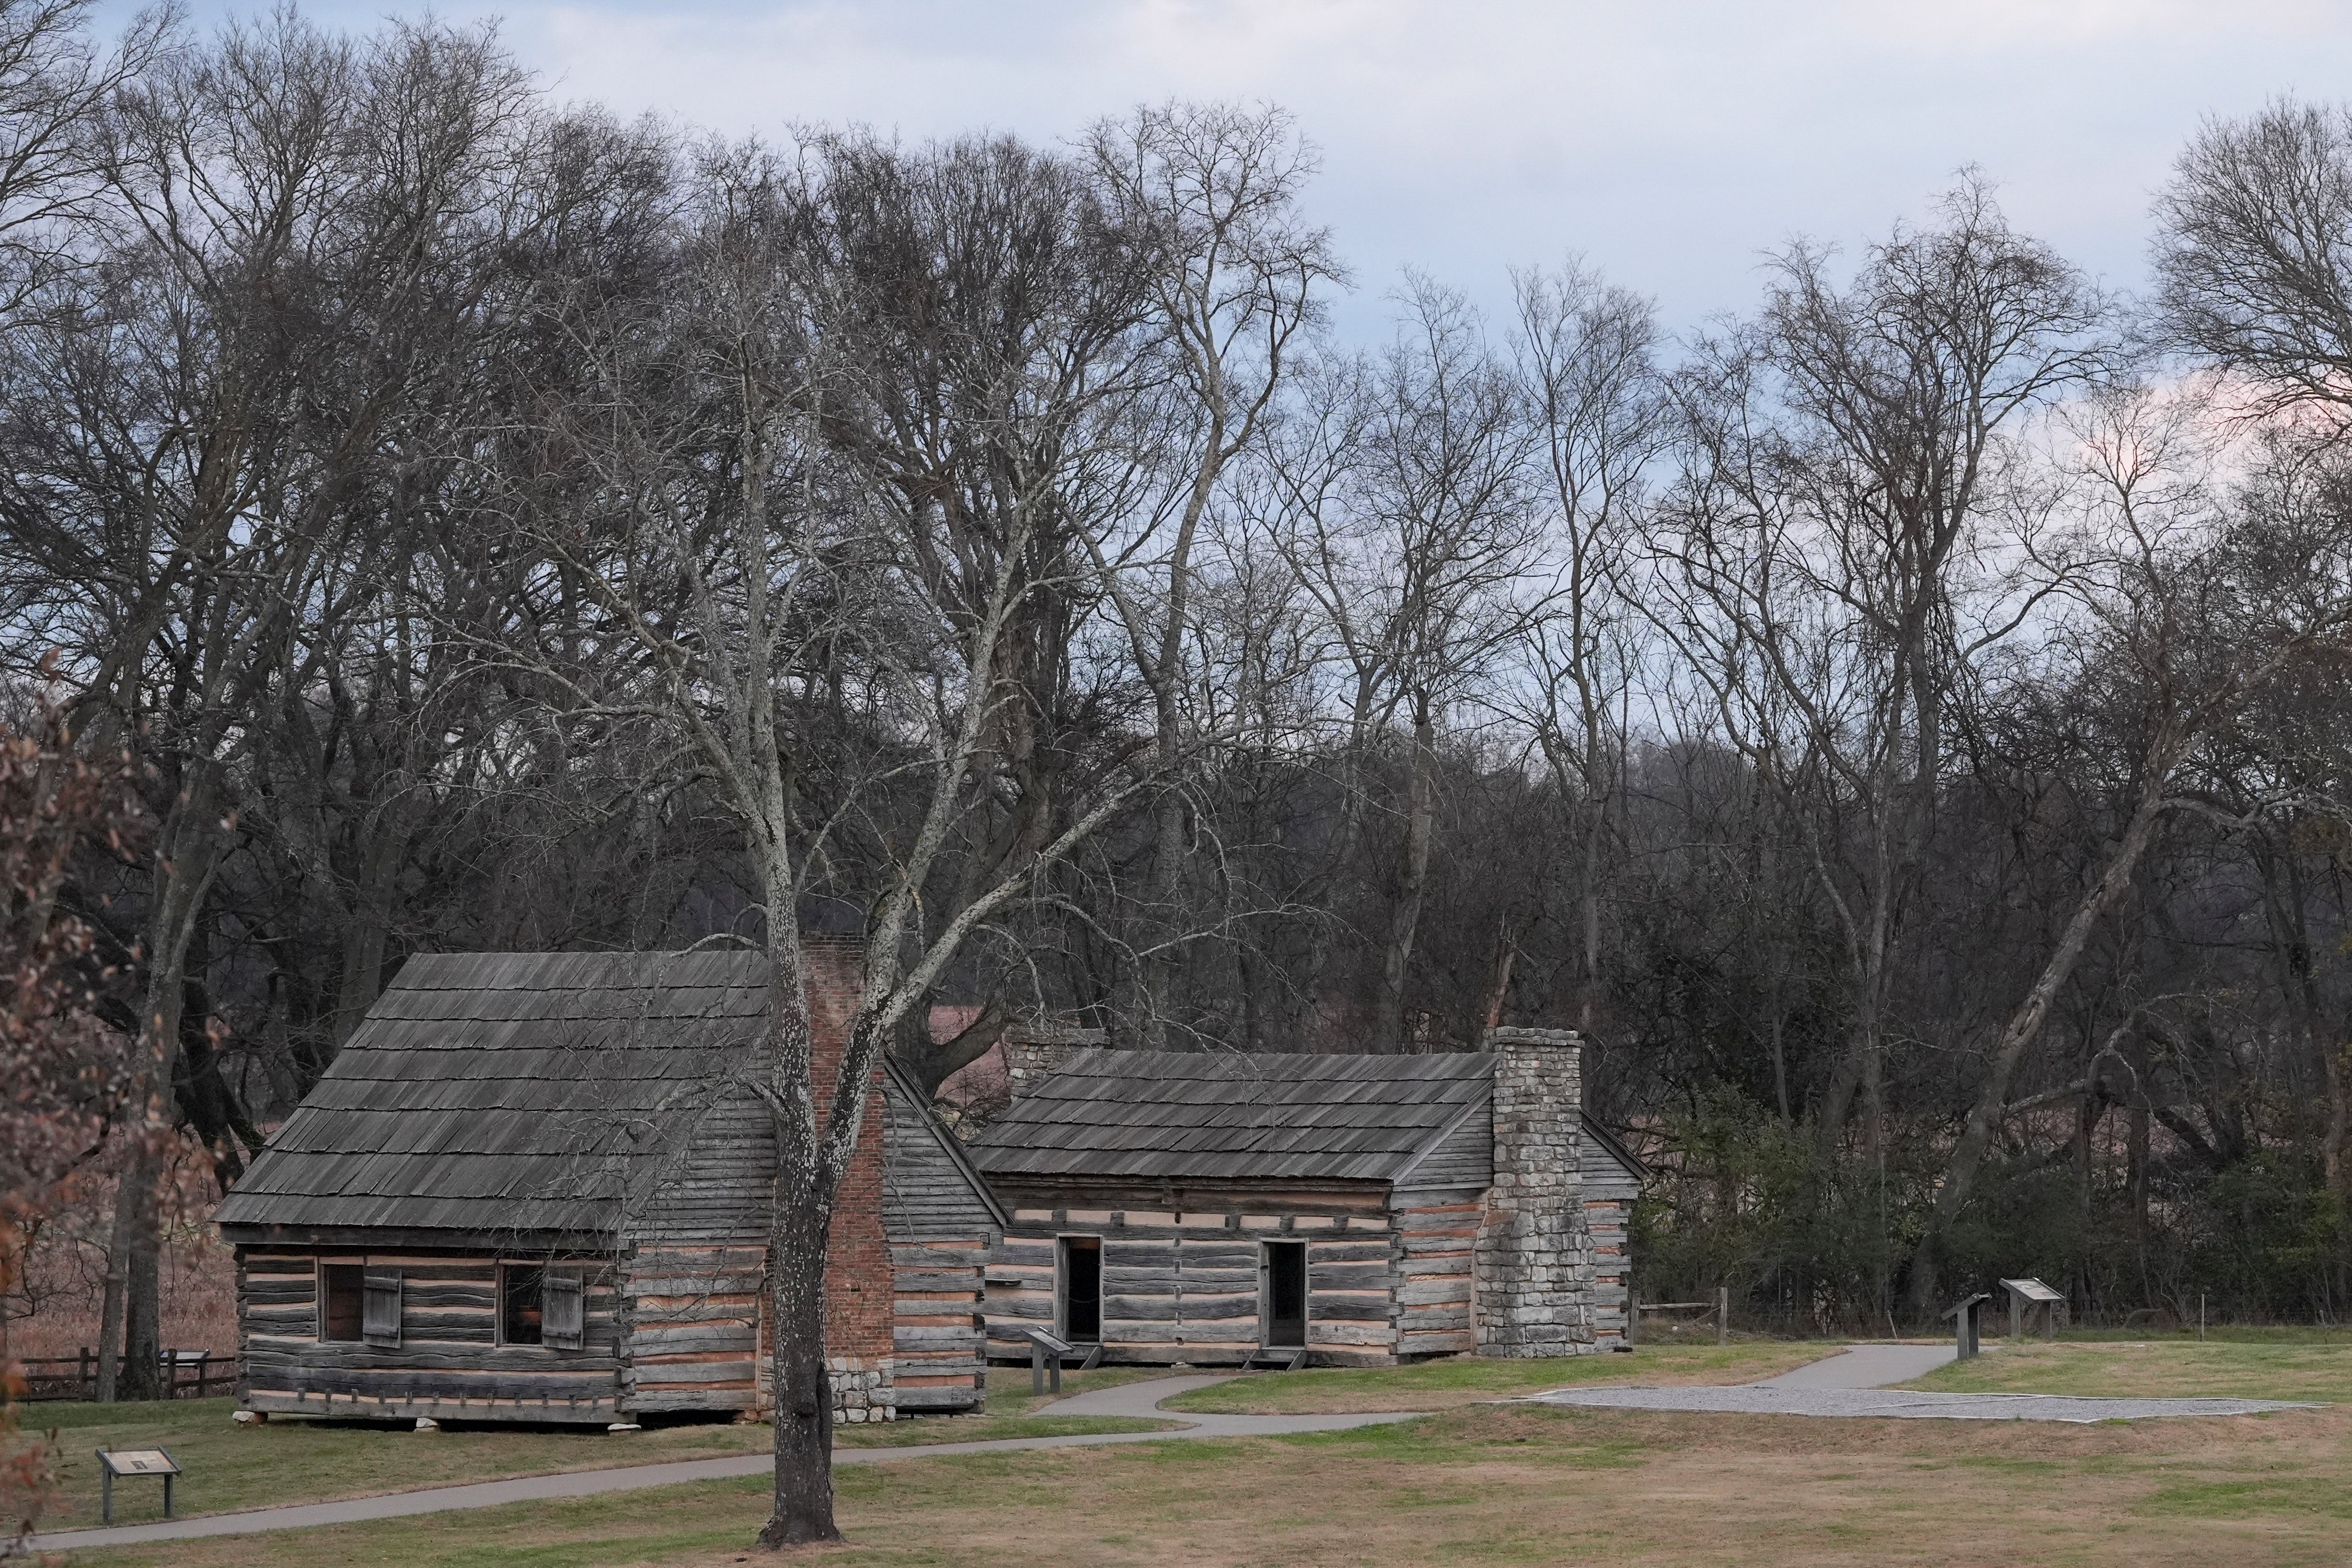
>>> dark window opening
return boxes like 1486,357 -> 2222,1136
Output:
1264,1241 -> 1307,1347
501,1264 -> 545,1346
1059,1236 -> 1102,1343
321,1264 -> 364,1342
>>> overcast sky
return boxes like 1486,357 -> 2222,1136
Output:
140,1 -> 2352,340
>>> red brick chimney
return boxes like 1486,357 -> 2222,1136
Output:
797,936 -> 894,1420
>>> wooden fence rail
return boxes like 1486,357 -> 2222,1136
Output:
9,1349 -> 238,1403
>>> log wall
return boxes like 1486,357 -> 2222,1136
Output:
622,1081 -> 772,1415
883,1078 -> 994,1412
1388,1186 -> 1482,1358
235,1246 -> 622,1424
1583,1136 -> 1641,1350
984,1181 -> 1402,1368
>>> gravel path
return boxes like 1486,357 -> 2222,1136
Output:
24,1377 -> 1413,1555
1751,1342 -> 1956,1387
1525,1383 -> 2320,1422
1525,1341 -> 2322,1423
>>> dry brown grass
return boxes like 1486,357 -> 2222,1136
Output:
64,1399 -> 2352,1567
1907,1332 -> 2352,1403
7,1373 -> 1182,1533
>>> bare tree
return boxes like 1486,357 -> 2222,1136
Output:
0,0 -> 167,318
502,132 -> 1195,1547
1656,178 -> 2111,1204
1080,101 -> 1338,1047
1279,279 -> 1539,1052
0,12 -> 540,1398
1912,384 -> 2352,1312
1506,260 -> 1666,1031
2153,97 -> 2352,419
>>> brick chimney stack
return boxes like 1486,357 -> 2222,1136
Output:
1475,1027 -> 1596,1357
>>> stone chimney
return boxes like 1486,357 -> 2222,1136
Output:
1002,1022 -> 1106,1097
1475,1027 -> 1596,1357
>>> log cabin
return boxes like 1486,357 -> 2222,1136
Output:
211,940 -> 1004,1427
969,1028 -> 1642,1368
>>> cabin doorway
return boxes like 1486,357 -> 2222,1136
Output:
1058,1236 -> 1102,1342
1262,1241 -> 1307,1347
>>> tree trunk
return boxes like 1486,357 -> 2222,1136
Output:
1375,705 -> 1438,1054
1138,781 -> 1187,1051
1135,395 -> 1222,1053
2128,1091 -> 2151,1286
101,781 -> 225,1400
1815,828 -> 1897,1163
758,1181 -> 837,1549
93,1173 -> 130,1403
1301,689 -> 1380,1036
1575,729 -> 1608,1033
1908,783 -> 2168,1320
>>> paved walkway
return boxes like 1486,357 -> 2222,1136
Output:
1751,1342 -> 1957,1387
1526,1341 -> 2323,1424
32,1350 -> 2329,1552
26,1377 -> 1415,1555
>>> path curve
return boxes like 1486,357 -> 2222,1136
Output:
24,1377 -> 1413,1555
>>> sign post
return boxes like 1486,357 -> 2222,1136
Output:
96,1448 -> 182,1525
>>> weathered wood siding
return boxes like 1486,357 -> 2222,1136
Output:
622,1086 -> 773,1414
1388,1187 -> 1482,1358
883,1078 -> 992,1412
236,1247 -> 621,1424
984,1182 -> 1400,1368
622,1243 -> 765,1413
1583,1137 -> 1640,1349
1399,1105 -> 1493,1190
618,1072 -> 998,1417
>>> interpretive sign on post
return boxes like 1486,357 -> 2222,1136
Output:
1017,1324 -> 1103,1396
1941,1293 -> 1992,1360
96,1447 -> 181,1525
1999,1277 -> 2064,1342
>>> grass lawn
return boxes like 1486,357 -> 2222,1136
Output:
1902,1328 -> 2352,1404
4,1366 -> 1174,1534
53,1398 -> 2352,1566
1159,1338 -> 1831,1413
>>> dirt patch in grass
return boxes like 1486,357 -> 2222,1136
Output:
62,1401 -> 2352,1568
1159,1339 -> 1832,1414
1903,1336 -> 2352,1403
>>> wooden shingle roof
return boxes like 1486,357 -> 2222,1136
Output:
966,1047 -> 1499,1182
214,950 -> 771,1241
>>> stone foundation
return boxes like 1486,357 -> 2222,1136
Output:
828,1356 -> 895,1423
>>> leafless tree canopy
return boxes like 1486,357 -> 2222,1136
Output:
5,6 -> 2352,1534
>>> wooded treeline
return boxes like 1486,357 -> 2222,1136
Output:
6,1 -> 2352,1380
